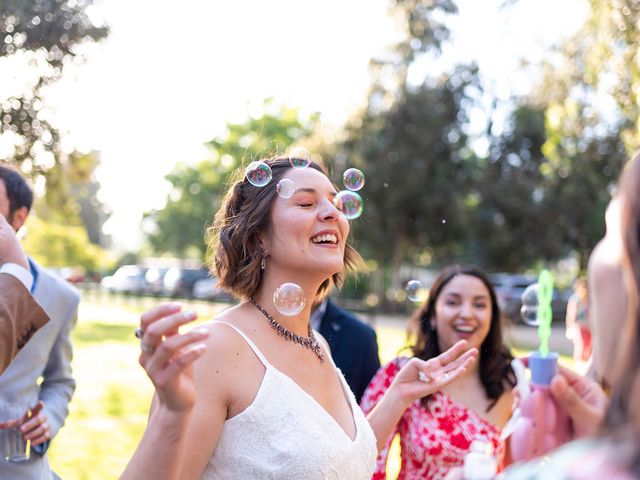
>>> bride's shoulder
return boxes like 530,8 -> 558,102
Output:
200,303 -> 249,336
196,304 -> 267,361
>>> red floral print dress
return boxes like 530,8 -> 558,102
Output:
360,357 -> 504,480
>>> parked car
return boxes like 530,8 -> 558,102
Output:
101,265 -> 148,294
144,267 -> 169,296
162,267 -> 211,298
192,277 -> 231,301
490,273 -> 569,324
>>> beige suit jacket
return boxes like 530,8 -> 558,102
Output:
0,272 -> 49,373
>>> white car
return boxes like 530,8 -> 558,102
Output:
101,265 -> 148,294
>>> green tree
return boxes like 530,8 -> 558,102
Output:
32,149 -> 112,246
514,0 -> 634,268
145,102 -> 319,259
333,0 -> 479,307
469,105 -> 561,270
1,0 -> 108,195
22,216 -> 113,273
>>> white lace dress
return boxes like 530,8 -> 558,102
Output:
200,322 -> 377,480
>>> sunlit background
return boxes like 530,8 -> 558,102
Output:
1,0 -> 637,477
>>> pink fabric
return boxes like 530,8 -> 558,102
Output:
361,357 -> 504,480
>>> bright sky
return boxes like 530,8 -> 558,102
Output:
41,0 -> 587,251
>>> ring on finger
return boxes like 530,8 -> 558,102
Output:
140,339 -> 154,353
443,372 -> 449,381
134,327 -> 143,339
418,371 -> 433,383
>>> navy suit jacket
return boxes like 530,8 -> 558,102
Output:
318,299 -> 380,404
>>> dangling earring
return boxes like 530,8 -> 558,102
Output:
261,251 -> 268,270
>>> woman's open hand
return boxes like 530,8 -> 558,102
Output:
138,303 -> 209,413
391,340 -> 478,406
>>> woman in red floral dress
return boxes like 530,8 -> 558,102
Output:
361,265 -> 517,479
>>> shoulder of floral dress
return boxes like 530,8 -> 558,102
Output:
384,355 -> 411,371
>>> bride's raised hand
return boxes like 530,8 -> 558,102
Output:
390,340 -> 478,406
137,303 -> 209,413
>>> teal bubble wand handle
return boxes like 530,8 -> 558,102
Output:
536,269 -> 553,356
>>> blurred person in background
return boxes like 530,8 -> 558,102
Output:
311,295 -> 380,403
565,277 -> 592,372
0,213 -> 48,373
0,165 -> 79,480
361,264 -> 516,479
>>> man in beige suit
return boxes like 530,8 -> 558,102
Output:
0,212 -> 48,373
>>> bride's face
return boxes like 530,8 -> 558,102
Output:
260,167 -> 349,279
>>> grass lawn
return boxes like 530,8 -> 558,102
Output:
47,296 -> 570,479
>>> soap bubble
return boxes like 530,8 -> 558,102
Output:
406,280 -> 427,302
288,147 -> 311,169
343,168 -> 365,191
520,306 -> 539,326
245,161 -> 272,187
273,283 -> 306,316
276,178 -> 295,198
333,190 -> 363,220
520,283 -> 539,326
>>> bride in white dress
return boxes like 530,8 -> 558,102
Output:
122,157 -> 477,480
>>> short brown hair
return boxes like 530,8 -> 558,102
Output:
208,156 -> 363,300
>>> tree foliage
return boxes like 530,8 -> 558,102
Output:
332,0 -> 478,305
22,216 -> 113,272
521,0 -> 635,266
1,0 -> 108,193
333,0 -> 635,304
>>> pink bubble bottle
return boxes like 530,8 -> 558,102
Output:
509,352 -> 571,461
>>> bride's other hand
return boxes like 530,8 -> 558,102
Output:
391,340 -> 478,406
138,303 -> 209,413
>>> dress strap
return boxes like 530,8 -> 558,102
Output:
210,321 -> 271,368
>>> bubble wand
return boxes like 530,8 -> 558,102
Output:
536,269 -> 553,356
510,269 -> 571,461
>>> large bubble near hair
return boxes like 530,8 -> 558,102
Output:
245,161 -> 272,187
288,147 -> 312,169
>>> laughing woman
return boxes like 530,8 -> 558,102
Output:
121,158 -> 478,480
361,265 -> 516,479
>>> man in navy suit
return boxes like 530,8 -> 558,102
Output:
311,298 -> 380,404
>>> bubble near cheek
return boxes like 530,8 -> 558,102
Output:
246,161 -> 272,187
288,147 -> 311,169
520,283 -> 540,326
343,168 -> 365,191
273,283 -> 306,316
406,280 -> 427,302
276,178 -> 295,198
333,190 -> 363,220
